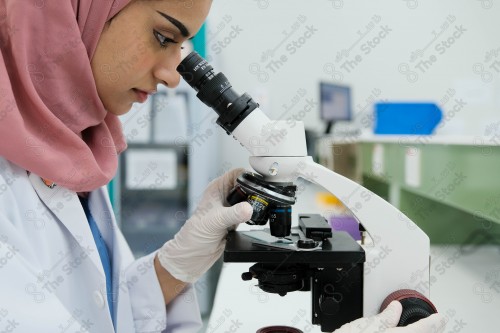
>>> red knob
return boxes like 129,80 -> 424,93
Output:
380,289 -> 438,326
256,326 -> 303,333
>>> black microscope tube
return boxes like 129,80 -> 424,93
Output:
269,206 -> 292,238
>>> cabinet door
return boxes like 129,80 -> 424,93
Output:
118,144 -> 189,256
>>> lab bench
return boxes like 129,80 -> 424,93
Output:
318,135 -> 500,244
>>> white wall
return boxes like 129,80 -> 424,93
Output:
205,0 -> 500,168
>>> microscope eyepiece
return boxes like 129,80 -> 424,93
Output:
176,52 -> 214,91
177,51 -> 258,134
177,52 -> 236,110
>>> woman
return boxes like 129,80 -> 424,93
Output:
0,0 -> 253,332
0,0 -> 445,332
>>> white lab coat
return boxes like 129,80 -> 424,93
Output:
0,157 -> 202,333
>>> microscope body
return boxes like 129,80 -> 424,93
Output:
223,111 -> 431,331
177,52 -> 433,332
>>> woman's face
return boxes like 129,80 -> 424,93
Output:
91,0 -> 211,115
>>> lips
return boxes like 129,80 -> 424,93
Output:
132,88 -> 155,103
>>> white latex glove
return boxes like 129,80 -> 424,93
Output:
333,301 -> 447,333
157,168 -> 253,283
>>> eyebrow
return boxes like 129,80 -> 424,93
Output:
156,11 -> 190,37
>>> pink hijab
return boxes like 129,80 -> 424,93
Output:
0,0 -> 132,192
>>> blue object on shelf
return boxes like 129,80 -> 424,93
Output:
374,102 -> 442,135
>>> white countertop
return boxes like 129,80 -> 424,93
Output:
319,134 -> 500,146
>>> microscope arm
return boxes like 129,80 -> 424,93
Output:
249,155 -> 431,316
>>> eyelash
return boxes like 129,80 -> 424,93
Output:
153,30 -> 181,49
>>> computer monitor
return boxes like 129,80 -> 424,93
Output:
319,82 -> 352,134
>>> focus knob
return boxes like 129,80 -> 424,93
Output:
380,289 -> 438,326
319,295 -> 340,315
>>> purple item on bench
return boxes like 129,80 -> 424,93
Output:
329,215 -> 361,241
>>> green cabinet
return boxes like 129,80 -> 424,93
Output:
359,140 -> 500,244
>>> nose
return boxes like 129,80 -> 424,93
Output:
153,49 -> 182,88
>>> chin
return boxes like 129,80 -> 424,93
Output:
106,102 -> 133,116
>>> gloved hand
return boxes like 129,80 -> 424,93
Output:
333,301 -> 447,333
157,168 -> 253,283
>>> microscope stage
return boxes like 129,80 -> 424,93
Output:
224,229 -> 365,265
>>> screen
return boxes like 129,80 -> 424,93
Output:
320,82 -> 352,121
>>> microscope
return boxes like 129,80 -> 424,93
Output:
177,52 -> 437,332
